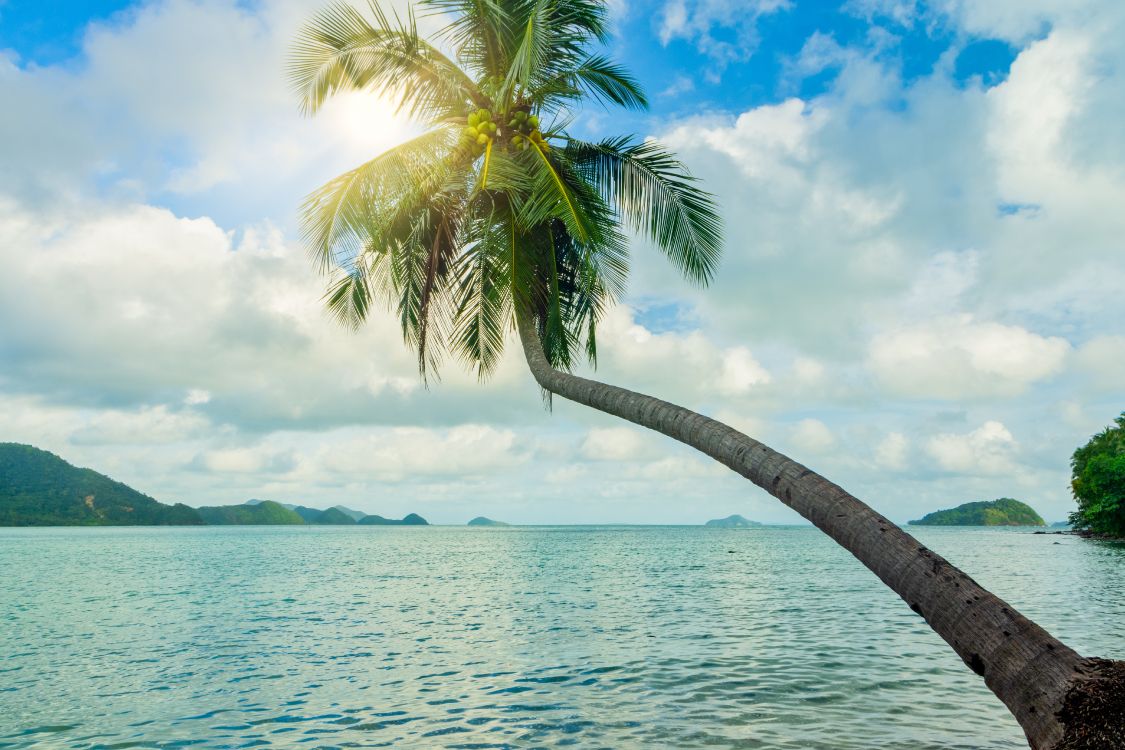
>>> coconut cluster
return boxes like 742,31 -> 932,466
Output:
459,108 -> 548,155
506,110 -> 548,152
462,109 -> 497,153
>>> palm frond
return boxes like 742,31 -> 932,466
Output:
503,0 -> 552,103
564,136 -> 722,285
390,202 -> 465,378
420,0 -> 510,78
534,54 -> 647,111
568,55 -> 648,109
299,127 -> 459,274
450,213 -> 514,377
288,1 -> 480,119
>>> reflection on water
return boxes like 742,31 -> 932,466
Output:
1,525 -> 1121,749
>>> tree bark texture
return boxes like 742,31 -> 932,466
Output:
517,316 -> 1123,749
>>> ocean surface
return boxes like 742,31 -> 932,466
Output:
1,525 -> 1122,749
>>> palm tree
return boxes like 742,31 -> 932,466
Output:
287,2 -> 1123,747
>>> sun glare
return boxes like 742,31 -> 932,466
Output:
316,90 -> 421,159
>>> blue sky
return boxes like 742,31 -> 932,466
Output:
0,0 -> 136,62
0,0 -> 1122,524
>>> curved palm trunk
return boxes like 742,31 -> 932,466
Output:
517,316 -> 1124,750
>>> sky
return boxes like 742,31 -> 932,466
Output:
0,0 -> 1122,525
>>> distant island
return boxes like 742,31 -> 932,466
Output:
908,498 -> 1046,527
357,513 -> 428,526
468,516 -> 509,526
0,443 -> 427,526
242,500 -> 367,525
199,500 -> 304,525
705,514 -> 763,528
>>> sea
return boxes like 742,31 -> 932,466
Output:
1,525 -> 1122,749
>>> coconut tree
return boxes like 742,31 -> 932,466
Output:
287,1 -> 1123,747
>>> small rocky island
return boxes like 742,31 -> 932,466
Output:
908,498 -> 1046,527
468,516 -> 509,526
704,514 -> 763,528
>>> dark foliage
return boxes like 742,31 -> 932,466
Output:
1069,413 -> 1125,537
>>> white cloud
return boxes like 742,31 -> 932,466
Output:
588,307 -> 772,403
791,418 -> 836,453
1075,335 -> 1125,389
656,0 -> 790,69
926,421 -> 1018,475
314,425 -> 525,482
184,389 -> 212,406
792,357 -> 826,384
987,32 -> 1094,206
844,0 -> 921,26
663,99 -> 823,181
581,427 -> 658,462
0,200 -> 542,431
938,0 -> 1112,43
197,446 -> 294,474
718,347 -> 772,394
868,316 -> 1070,398
874,432 -> 909,470
0,0 -> 421,210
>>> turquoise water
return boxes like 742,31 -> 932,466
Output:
1,526 -> 1122,749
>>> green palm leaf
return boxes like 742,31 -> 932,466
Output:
564,136 -> 722,285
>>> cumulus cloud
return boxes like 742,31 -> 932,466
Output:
791,418 -> 836,453
868,316 -> 1070,398
0,0 -> 421,214
1,0 -> 1123,524
0,199 -> 558,432
585,307 -> 772,403
926,421 -> 1019,475
874,432 -> 909,470
1075,336 -> 1125,390
581,426 -> 659,462
657,0 -> 790,70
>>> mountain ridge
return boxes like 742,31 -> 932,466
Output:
0,444 -> 428,526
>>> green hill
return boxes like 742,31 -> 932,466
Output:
311,507 -> 357,525
705,514 -> 763,528
197,500 -> 304,525
468,516 -> 509,526
330,505 -> 367,521
358,512 -> 429,525
0,443 -> 202,526
243,500 -> 356,524
908,498 -> 1046,527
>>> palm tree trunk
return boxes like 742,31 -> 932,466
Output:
517,315 -> 1124,750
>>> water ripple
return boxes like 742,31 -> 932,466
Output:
0,526 -> 1122,748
